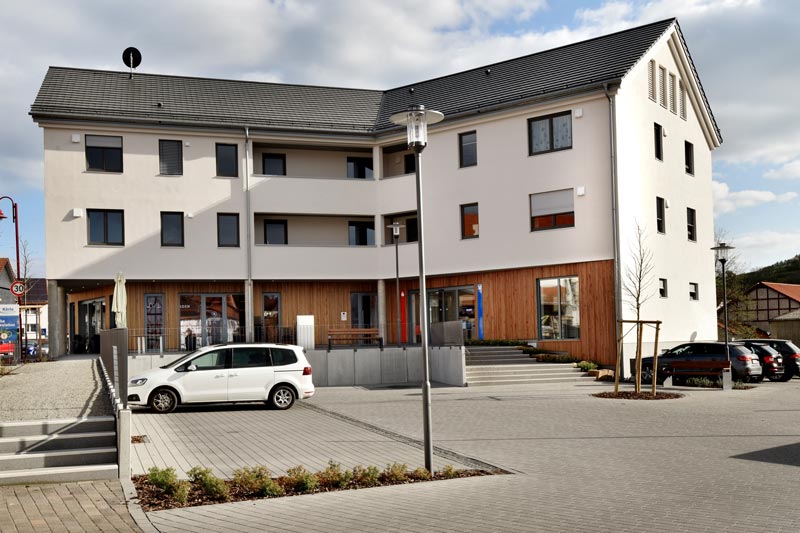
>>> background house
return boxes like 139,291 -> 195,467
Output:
741,281 -> 800,335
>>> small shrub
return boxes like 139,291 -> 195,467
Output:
576,360 -> 598,372
380,462 -> 409,484
232,465 -> 272,495
438,465 -> 460,479
733,381 -> 754,390
316,460 -> 353,490
173,480 -> 191,504
409,467 -> 431,481
685,377 -> 720,388
284,465 -> 319,493
519,347 -> 549,356
187,466 -> 230,501
351,465 -> 380,487
465,339 -> 528,347
147,466 -> 179,492
259,478 -> 285,498
534,353 -> 580,364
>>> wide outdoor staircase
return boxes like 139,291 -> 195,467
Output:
466,346 -> 596,386
0,416 -> 118,485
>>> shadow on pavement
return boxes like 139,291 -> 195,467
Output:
732,442 -> 800,467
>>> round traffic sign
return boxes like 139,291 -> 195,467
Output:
10,281 -> 25,297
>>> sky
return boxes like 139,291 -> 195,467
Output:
0,0 -> 797,277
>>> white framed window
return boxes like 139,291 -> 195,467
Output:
679,80 -> 687,120
659,66 -> 667,107
669,73 -> 676,114
659,278 -> 668,298
689,282 -> 699,301
537,276 -> 580,340
648,60 -> 656,101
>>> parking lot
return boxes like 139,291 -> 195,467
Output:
139,379 -> 800,532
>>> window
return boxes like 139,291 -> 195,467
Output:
86,135 -> 123,172
685,141 -> 694,175
689,282 -> 699,301
263,153 -> 286,176
159,140 -> 183,175
217,213 -> 240,247
144,294 -> 164,351
459,131 -> 477,167
187,349 -> 228,370
160,212 -> 184,247
404,153 -> 416,174
659,66 -> 667,107
270,347 -> 298,366
216,143 -> 238,177
656,197 -> 666,234
232,347 -> 269,368
348,221 -> 374,246
679,80 -> 687,120
687,207 -> 697,242
659,278 -> 668,298
87,209 -> 124,245
537,276 -> 580,340
669,73 -> 676,114
406,217 -> 418,242
264,219 -> 287,245
528,111 -> 572,155
460,203 -> 479,239
654,123 -> 663,161
347,157 -> 373,179
530,189 -> 574,231
648,60 -> 656,101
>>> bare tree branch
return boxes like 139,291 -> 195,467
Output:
622,222 -> 655,321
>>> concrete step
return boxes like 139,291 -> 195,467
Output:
466,348 -> 526,355
466,355 -> 535,362
467,375 -> 597,386
466,369 -> 585,379
0,416 -> 116,438
0,447 -> 117,471
0,432 -> 117,454
466,363 -> 571,370
0,464 -> 118,486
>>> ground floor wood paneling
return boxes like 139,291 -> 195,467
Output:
63,259 -> 615,364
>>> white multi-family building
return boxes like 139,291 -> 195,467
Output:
31,18 -> 720,368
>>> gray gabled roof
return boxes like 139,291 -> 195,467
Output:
31,18 -> 719,139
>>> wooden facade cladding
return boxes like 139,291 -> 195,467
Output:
64,259 -> 615,365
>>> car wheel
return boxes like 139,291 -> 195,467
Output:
767,375 -> 783,382
641,367 -> 654,384
269,385 -> 295,410
750,375 -> 764,383
780,372 -> 793,382
150,388 -> 178,413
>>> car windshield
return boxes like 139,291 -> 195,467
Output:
160,350 -> 202,369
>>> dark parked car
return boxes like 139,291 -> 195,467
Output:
641,342 -> 762,384
741,342 -> 783,382
739,339 -> 800,381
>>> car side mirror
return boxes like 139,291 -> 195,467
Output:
187,364 -> 197,372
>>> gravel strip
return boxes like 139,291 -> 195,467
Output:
0,356 -> 113,421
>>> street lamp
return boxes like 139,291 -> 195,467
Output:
711,242 -> 735,367
387,221 -> 405,347
389,104 -> 444,473
0,197 -> 22,362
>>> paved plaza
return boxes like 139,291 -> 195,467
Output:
146,380 -> 800,532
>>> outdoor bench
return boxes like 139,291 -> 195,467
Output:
327,328 -> 383,351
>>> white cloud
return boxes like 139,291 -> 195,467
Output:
730,230 -> 800,270
712,180 -> 797,215
764,159 -> 800,180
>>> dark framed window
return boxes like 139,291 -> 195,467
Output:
159,140 -> 183,175
659,278 -> 668,298
530,189 -> 574,231
537,276 -> 580,340
87,209 -> 124,245
264,219 -> 287,245
144,294 -> 164,351
528,111 -> 572,155
689,282 -> 699,301
459,131 -> 477,167
348,221 -> 375,246
404,153 -> 416,174
263,153 -> 286,176
160,211 -> 184,247
232,347 -> 270,368
654,123 -> 663,161
460,203 -> 479,239
656,197 -> 666,234
85,135 -> 123,172
347,157 -> 373,179
687,207 -> 697,242
406,217 -> 418,242
217,213 -> 240,247
685,141 -> 694,175
216,143 -> 238,177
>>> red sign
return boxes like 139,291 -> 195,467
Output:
10,281 -> 24,297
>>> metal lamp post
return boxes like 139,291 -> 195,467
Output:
712,242 -> 735,367
389,104 -> 444,472
0,197 -> 22,362
387,221 -> 405,347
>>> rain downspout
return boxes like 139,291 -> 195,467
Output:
244,126 -> 254,342
604,84 -> 622,371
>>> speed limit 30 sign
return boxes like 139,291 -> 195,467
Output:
10,281 -> 25,297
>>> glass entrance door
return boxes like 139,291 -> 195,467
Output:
180,293 -> 245,349
204,296 -> 224,345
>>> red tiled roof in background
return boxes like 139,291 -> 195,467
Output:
762,282 -> 800,304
